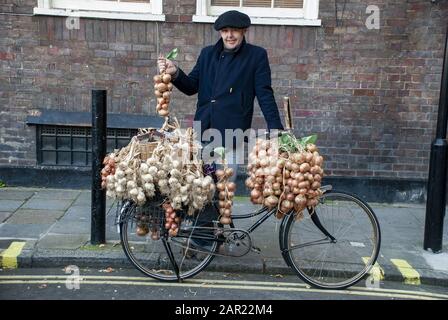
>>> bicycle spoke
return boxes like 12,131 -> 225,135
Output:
284,191 -> 380,289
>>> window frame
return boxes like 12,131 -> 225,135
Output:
193,0 -> 321,26
34,0 -> 165,22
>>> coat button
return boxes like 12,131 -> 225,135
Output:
211,100 -> 216,103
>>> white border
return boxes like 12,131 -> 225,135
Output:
193,0 -> 321,26
34,0 -> 165,21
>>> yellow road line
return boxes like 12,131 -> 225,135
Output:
0,275 -> 447,299
362,257 -> 385,281
0,242 -> 26,269
0,279 -> 442,300
390,259 -> 421,285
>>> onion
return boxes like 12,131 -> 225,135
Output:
307,144 -> 317,153
298,181 -> 309,189
314,174 -> 322,182
272,182 -> 281,190
305,153 -> 313,163
295,195 -> 307,206
291,163 -> 300,172
220,217 -> 232,225
225,167 -> 234,177
285,193 -> 294,201
227,182 -> 236,192
260,158 -> 269,167
216,182 -> 225,191
263,188 -> 274,197
264,195 -> 279,207
312,181 -> 321,190
282,200 -> 294,210
299,163 -> 311,173
277,159 -> 286,168
216,169 -> 225,179
251,189 -> 261,199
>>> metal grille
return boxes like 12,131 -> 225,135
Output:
37,125 -> 138,167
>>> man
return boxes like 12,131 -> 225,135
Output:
158,11 -> 285,249
158,10 -> 285,169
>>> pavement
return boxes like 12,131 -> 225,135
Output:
0,187 -> 447,288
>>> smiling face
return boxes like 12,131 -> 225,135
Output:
219,27 -> 247,50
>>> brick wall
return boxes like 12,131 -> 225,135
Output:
0,0 -> 447,181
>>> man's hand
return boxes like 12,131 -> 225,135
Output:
157,54 -> 177,75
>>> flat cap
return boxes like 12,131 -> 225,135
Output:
214,10 -> 251,31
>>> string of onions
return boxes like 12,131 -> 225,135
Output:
246,137 -> 324,220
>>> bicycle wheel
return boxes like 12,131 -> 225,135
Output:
282,190 -> 381,289
119,197 -> 219,281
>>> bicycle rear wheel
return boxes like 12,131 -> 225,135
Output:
119,198 -> 219,281
282,190 -> 381,289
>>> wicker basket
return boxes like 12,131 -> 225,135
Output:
139,141 -> 159,160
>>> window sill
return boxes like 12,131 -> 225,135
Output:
26,110 -> 165,129
192,15 -> 321,27
33,7 -> 165,22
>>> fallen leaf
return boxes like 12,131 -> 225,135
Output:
99,244 -> 106,248
273,274 -> 284,278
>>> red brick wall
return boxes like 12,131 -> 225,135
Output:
0,0 -> 447,181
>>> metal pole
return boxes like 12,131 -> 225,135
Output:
91,90 -> 107,245
424,26 -> 448,253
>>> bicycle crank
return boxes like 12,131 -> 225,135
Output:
220,229 -> 252,257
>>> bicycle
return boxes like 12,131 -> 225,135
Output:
116,184 -> 381,290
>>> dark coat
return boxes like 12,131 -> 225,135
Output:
172,37 -> 284,147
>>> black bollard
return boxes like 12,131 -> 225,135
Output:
424,27 -> 448,253
91,90 -> 107,245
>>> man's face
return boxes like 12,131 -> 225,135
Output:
219,27 -> 247,50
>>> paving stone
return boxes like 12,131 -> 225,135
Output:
0,212 -> 13,223
0,223 -> 52,239
37,234 -> 90,250
5,209 -> 65,224
0,189 -> 35,201
49,220 -> 90,235
32,189 -> 81,200
21,198 -> 73,211
62,206 -> 90,221
0,200 -> 24,212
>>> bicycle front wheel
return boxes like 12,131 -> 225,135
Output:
282,190 -> 381,289
119,199 -> 219,281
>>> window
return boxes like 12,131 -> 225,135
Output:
34,0 -> 164,21
193,0 -> 320,26
37,125 -> 138,167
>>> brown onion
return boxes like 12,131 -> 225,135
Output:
225,167 -> 234,177
216,182 -> 225,191
153,75 -> 162,83
300,163 -> 311,173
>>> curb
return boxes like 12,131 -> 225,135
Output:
9,249 -> 448,288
